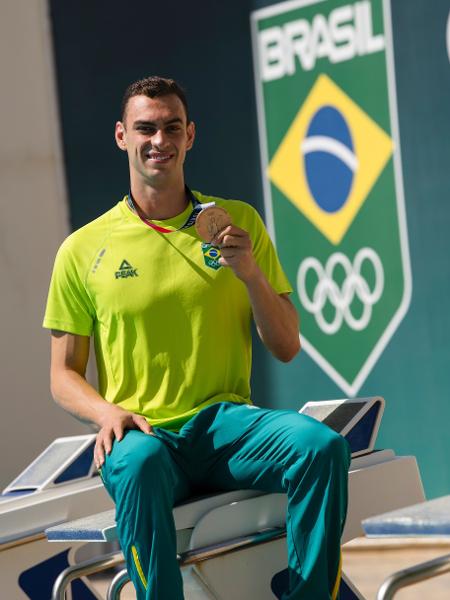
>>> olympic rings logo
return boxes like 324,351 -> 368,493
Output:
297,248 -> 384,334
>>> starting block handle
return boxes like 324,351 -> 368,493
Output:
52,551 -> 124,600
377,552 -> 450,600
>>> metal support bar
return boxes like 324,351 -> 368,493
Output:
52,551 -> 125,600
106,568 -> 130,600
179,526 -> 286,565
377,552 -> 450,600
52,527 -> 286,599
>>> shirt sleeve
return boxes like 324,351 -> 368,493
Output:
43,241 -> 95,336
250,206 -> 293,295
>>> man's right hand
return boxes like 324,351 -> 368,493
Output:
94,404 -> 153,468
49,331 -> 154,469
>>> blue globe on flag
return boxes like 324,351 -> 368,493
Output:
302,105 -> 357,213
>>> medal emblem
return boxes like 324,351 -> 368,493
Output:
195,206 -> 232,242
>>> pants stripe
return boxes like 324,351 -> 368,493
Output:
331,551 -> 342,600
132,544 -> 148,590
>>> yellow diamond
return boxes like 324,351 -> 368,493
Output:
268,74 -> 393,245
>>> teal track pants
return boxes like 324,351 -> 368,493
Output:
100,402 -> 351,600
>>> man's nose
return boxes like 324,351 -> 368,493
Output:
151,129 -> 167,148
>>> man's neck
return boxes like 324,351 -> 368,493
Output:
130,179 -> 188,221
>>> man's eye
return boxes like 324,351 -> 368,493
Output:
138,127 -> 154,134
167,126 -> 181,133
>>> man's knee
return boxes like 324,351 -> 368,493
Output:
315,425 -> 351,466
286,418 -> 351,482
107,430 -> 172,481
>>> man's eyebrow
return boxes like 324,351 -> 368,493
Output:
133,118 -> 184,128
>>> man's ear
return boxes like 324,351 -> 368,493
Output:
115,121 -> 127,151
186,121 -> 196,151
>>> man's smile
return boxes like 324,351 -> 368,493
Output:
144,150 -> 174,163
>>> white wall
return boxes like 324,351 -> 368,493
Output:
0,0 -> 90,489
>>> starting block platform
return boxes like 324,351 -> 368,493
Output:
362,495 -> 450,600
46,449 -> 424,599
0,397 -> 426,599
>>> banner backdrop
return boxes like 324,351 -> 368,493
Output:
251,0 -> 411,397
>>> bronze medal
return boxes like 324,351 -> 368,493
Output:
195,206 -> 232,243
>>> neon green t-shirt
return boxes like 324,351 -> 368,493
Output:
43,192 -> 293,430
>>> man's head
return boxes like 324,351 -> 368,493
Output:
115,76 -> 195,189
121,76 -> 190,126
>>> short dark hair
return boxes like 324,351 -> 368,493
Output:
121,76 -> 190,124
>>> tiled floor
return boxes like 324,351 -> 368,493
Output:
91,538 -> 450,599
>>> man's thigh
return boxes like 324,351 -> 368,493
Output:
101,430 -> 191,506
192,403 -> 346,493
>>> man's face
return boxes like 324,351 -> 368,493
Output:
115,94 -> 195,187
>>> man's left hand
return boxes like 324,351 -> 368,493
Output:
214,225 -> 258,283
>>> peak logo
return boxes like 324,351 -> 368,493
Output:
268,74 -> 393,245
252,0 -> 411,396
115,260 -> 138,279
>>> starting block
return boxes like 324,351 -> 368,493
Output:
42,397 -> 424,600
0,397 -> 426,599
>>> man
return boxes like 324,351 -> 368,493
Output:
44,76 -> 350,600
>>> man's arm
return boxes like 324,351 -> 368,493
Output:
214,225 -> 300,362
50,331 -> 152,467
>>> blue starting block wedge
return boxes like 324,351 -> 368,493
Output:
362,495 -> 450,600
300,396 -> 384,457
2,434 -> 97,496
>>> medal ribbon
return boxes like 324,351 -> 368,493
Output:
126,186 -> 215,233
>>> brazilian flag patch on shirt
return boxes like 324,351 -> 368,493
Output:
201,243 -> 222,270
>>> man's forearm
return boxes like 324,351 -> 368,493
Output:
245,266 -> 300,362
215,224 -> 300,361
51,368 -> 111,427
